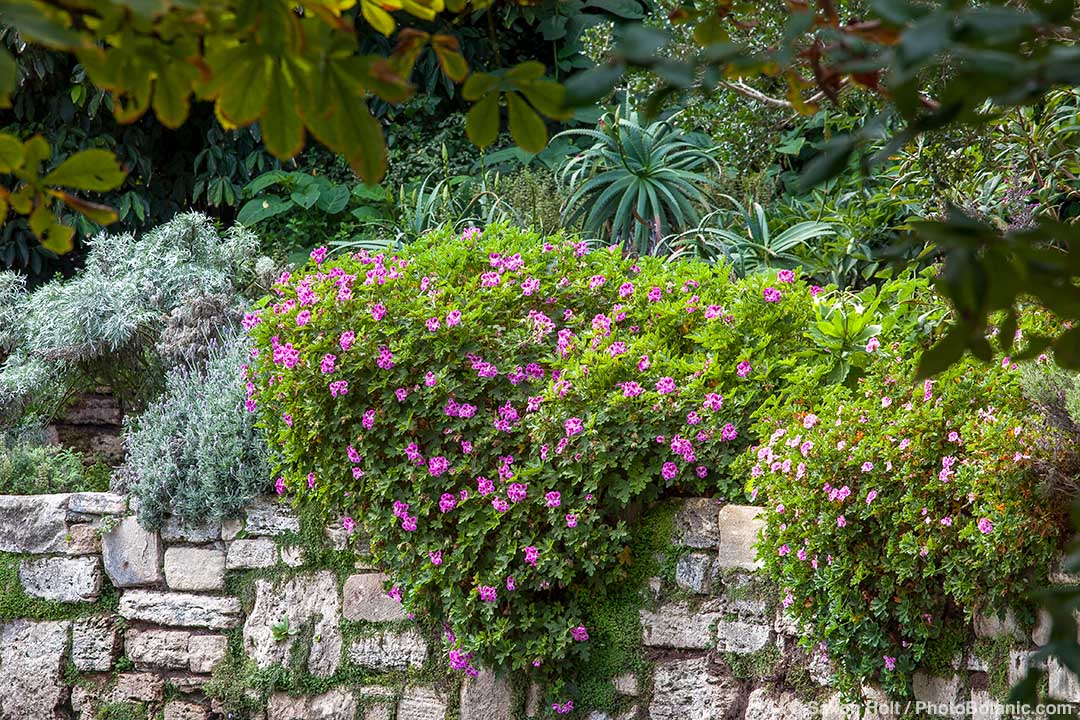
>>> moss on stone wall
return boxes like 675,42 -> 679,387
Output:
573,500 -> 679,713
0,552 -> 119,621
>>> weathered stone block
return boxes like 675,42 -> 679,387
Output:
460,669 -> 513,720
280,545 -> 304,567
0,494 -> 69,553
226,538 -> 278,569
1050,555 -> 1080,584
357,687 -> 397,720
614,673 -> 637,696
164,700 -> 211,720
1048,656 -> 1080,702
102,515 -> 163,587
19,555 -> 101,602
717,504 -> 764,570
397,685 -> 448,720
0,620 -> 71,720
164,546 -> 226,591
715,620 -> 772,654
161,516 -> 220,543
66,523 -> 101,555
641,600 -> 725,649
912,671 -> 962,705
111,672 -> 165,704
1008,649 -> 1043,688
1033,608 -> 1052,646
72,615 -> 121,671
119,590 -> 243,628
348,628 -> 429,670
221,517 -> 243,541
343,573 -> 408,621
243,571 -> 342,677
973,609 -> 1021,640
268,688 -> 358,720
243,498 -> 300,536
674,552 -> 716,593
649,657 -> 742,720
189,633 -> 229,673
674,498 -> 720,548
126,627 -> 191,669
60,394 -> 122,425
168,674 -> 209,692
744,686 -> 815,720
69,492 -> 126,515
970,689 -> 1002,720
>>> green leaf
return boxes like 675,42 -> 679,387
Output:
586,0 -> 644,19
290,184 -> 321,210
215,50 -> 271,127
0,48 -> 15,108
462,72 -> 500,102
244,170 -> 291,196
795,136 -> 856,193
0,2 -> 85,48
519,80 -> 571,120
236,195 -> 292,225
151,60 -> 194,129
352,183 -> 385,201
297,59 -> 387,183
466,92 -> 500,148
49,190 -> 119,225
42,149 -> 127,191
260,64 -> 305,159
39,222 -> 75,254
507,92 -> 548,153
563,64 -> 624,106
317,185 -> 350,214
916,327 -> 967,379
0,133 -> 25,173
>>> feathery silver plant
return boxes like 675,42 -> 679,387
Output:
122,332 -> 270,527
0,212 -> 265,423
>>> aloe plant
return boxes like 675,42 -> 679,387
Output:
665,195 -> 834,276
556,107 -> 718,254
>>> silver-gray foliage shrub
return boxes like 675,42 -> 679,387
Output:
123,333 -> 270,528
0,212 -> 264,423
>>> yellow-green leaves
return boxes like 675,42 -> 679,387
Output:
261,63 -> 305,159
0,134 -> 25,172
298,58 -> 387,183
463,61 -> 571,153
359,0 -> 445,35
42,149 -> 127,191
431,34 -> 468,82
389,29 -> 469,83
0,134 -> 127,252
0,0 -> 571,189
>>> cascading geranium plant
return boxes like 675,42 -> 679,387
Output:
744,347 -> 1065,698
244,224 -> 821,706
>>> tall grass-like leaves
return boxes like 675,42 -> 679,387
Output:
557,108 -> 717,254
666,195 -> 834,276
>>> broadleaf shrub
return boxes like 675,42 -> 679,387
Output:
744,351 -> 1064,696
248,225 -> 829,695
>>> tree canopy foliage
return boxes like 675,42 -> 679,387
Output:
5,0 -> 1080,375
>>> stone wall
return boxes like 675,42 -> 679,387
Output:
0,494 -> 1068,720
